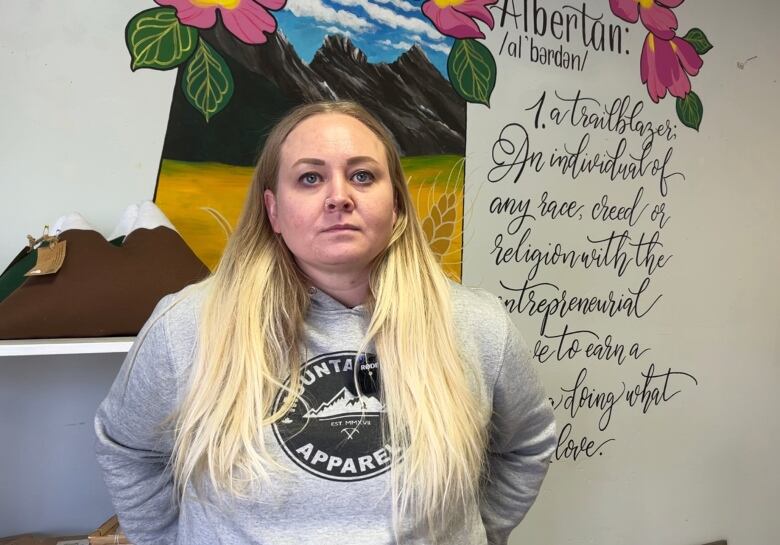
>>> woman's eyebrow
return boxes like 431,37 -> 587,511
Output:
346,156 -> 380,166
291,157 -> 325,167
290,156 -> 381,168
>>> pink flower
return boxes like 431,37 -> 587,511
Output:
610,0 -> 682,40
640,33 -> 703,103
422,0 -> 497,39
155,0 -> 285,45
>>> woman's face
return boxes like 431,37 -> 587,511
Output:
264,113 -> 397,280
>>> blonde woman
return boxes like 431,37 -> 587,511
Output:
95,101 -> 556,545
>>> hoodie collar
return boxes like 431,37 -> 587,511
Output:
308,286 -> 369,314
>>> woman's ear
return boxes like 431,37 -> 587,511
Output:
263,189 -> 281,233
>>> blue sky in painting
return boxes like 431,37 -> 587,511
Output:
274,0 -> 453,75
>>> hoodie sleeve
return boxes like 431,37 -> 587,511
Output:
94,295 -> 180,545
479,311 -> 557,545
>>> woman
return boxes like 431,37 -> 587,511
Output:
95,101 -> 556,545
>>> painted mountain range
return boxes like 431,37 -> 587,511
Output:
160,25 -> 465,166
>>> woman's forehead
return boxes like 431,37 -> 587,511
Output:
280,113 -> 386,165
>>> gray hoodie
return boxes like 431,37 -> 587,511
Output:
94,282 -> 556,545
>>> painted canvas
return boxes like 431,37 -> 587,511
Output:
124,0 -> 504,281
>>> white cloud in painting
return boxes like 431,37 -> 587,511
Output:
319,25 -> 353,37
379,36 -> 451,56
378,39 -> 414,50
286,0 -> 374,32
372,0 -> 417,13
378,36 -> 450,57
427,42 -> 451,54
330,0 -> 443,41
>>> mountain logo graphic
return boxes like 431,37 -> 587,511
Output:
303,387 -> 385,420
271,351 -> 395,482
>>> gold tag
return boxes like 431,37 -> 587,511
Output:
25,240 -> 67,276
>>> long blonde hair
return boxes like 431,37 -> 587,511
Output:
170,101 -> 488,535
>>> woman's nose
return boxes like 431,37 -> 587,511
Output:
324,178 -> 355,212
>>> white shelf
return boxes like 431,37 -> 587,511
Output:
0,337 -> 135,357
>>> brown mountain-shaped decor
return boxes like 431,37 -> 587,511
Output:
0,226 -> 209,339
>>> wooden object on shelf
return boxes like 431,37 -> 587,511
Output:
0,535 -> 87,545
91,516 -> 118,538
88,515 -> 131,545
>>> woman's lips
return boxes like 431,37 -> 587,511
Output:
322,224 -> 359,232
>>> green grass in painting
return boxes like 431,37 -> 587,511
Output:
401,155 -> 464,188
159,159 -> 254,178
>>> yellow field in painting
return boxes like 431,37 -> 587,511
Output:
155,156 -> 464,280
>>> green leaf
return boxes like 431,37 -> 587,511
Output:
682,28 -> 713,56
126,7 -> 199,71
676,91 -> 703,131
447,39 -> 497,106
183,39 -> 234,122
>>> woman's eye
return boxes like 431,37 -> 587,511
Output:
352,170 -> 374,184
299,172 -> 320,185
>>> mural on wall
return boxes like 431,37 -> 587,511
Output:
124,0 -> 710,283
609,0 -> 712,129
469,0 -> 715,465
123,0 -> 507,281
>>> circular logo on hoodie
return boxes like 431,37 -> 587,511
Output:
271,351 -> 393,481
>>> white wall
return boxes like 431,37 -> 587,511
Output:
464,1 -> 780,544
0,0 -> 171,536
0,354 -> 123,534
0,0 -> 172,264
